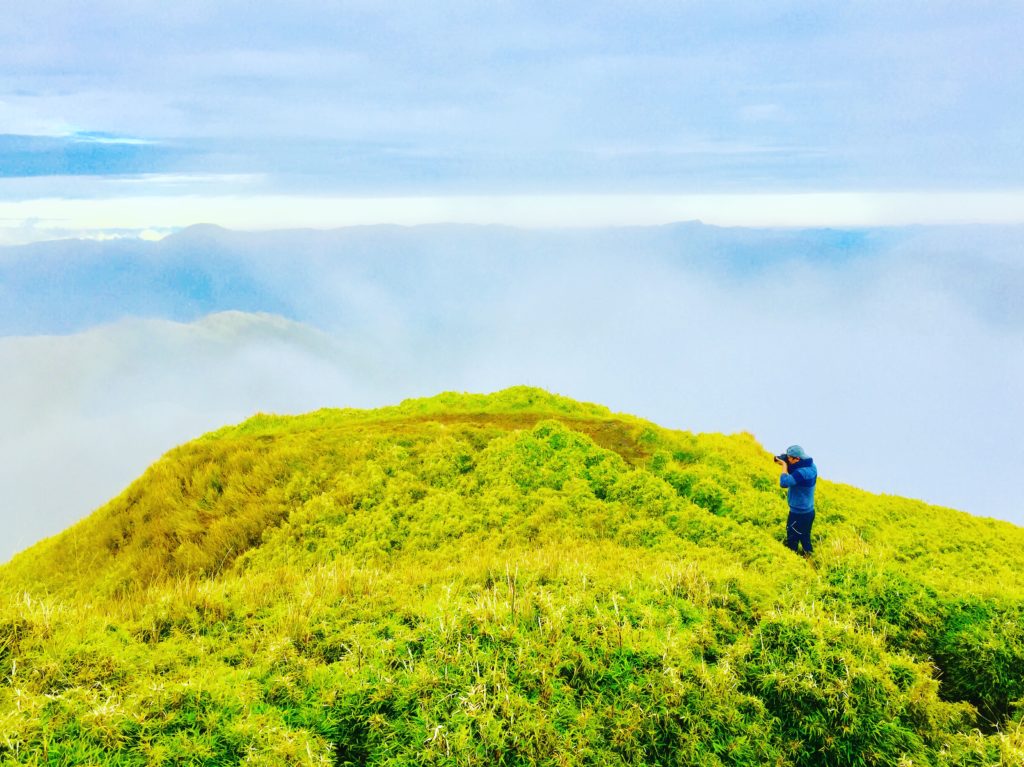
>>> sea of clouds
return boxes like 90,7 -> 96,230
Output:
2,224 -> 1022,561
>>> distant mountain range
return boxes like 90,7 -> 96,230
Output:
4,221 -> 1022,336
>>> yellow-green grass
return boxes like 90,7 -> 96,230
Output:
2,387 -> 1022,765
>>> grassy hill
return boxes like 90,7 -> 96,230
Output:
2,387 -> 1022,766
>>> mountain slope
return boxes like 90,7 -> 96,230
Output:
2,387 -> 1022,766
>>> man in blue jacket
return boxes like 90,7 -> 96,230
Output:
776,445 -> 817,555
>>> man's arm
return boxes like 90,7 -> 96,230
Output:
789,467 -> 815,486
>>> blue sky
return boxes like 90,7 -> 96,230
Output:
2,1 -> 1023,240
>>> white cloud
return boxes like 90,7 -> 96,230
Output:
0,97 -> 77,137
0,312 -> 404,562
3,4 -> 1023,192
70,133 -> 157,145
740,103 -> 788,122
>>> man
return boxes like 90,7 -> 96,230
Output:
775,445 -> 817,555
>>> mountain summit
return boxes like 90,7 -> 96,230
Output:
2,387 -> 1022,765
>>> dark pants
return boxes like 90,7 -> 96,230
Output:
786,509 -> 814,554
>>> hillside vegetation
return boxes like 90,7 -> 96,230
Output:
2,387 -> 1022,766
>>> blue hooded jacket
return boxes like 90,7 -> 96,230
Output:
780,457 -> 817,512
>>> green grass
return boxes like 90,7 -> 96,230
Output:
2,386 -> 1022,765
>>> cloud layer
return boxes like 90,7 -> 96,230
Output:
2,224 -> 1022,561
0,312 -> 403,561
3,3 -> 1023,193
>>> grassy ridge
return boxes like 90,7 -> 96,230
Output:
2,387 -> 1022,765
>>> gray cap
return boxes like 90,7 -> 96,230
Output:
786,445 -> 807,459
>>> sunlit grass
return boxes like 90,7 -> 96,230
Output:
1,387 -> 1022,765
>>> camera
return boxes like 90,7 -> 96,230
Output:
775,453 -> 790,463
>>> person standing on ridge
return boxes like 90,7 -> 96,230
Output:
775,445 -> 817,555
